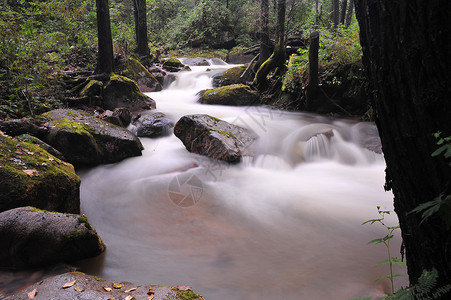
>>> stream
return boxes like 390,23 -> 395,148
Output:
18,59 -> 408,299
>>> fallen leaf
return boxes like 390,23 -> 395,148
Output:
15,149 -> 23,155
62,280 -> 76,288
112,282 -> 123,289
23,149 -> 34,155
147,288 -> 155,295
125,287 -> 137,293
103,287 -> 112,292
48,156 -> 54,161
23,169 -> 39,177
147,295 -> 154,300
125,296 -> 135,300
41,162 -> 47,166
27,288 -> 37,299
176,285 -> 192,291
74,286 -> 83,292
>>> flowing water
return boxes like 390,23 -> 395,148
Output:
1,59 -> 407,299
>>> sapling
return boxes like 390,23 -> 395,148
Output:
362,206 -> 404,295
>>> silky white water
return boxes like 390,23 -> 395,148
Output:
76,59 -> 407,299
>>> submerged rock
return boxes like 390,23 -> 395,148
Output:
0,207 -> 105,269
7,272 -> 204,300
0,133 -> 80,213
174,114 -> 258,163
40,109 -> 143,165
198,84 -> 260,106
183,57 -> 210,66
132,112 -> 174,138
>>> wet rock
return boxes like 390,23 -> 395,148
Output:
174,114 -> 258,163
16,134 -> 66,161
113,107 -> 132,127
102,74 -> 156,112
162,58 -> 191,72
132,112 -> 174,138
183,57 -> 210,66
120,57 -> 163,92
99,110 -> 122,127
6,272 -> 204,300
0,117 -> 45,137
198,84 -> 260,106
0,134 -> 80,213
216,65 -> 251,86
0,207 -> 105,269
39,109 -> 143,165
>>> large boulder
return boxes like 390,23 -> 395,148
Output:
174,114 -> 258,163
39,109 -> 143,165
7,272 -> 204,300
131,112 -> 174,138
102,74 -> 156,112
182,57 -> 210,66
120,57 -> 163,92
0,207 -> 105,269
198,84 -> 260,106
216,65 -> 252,86
0,133 -> 80,213
161,58 -> 191,72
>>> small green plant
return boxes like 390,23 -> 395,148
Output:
362,206 -> 404,295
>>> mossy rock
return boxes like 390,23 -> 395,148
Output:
0,134 -> 80,213
0,207 -> 105,268
162,58 -> 191,72
198,84 -> 260,106
121,57 -> 162,92
80,80 -> 103,98
7,272 -> 203,300
217,65 -> 251,86
103,74 -> 156,112
39,109 -> 143,165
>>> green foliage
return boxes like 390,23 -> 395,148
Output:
384,269 -> 451,300
362,206 -> 404,295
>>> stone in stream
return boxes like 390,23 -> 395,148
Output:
198,84 -> 260,106
39,109 -> 144,166
6,272 -> 204,300
0,133 -> 80,214
132,112 -> 174,138
0,207 -> 105,269
174,114 -> 258,163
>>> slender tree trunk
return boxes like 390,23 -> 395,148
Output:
95,0 -> 113,75
307,31 -> 319,105
256,0 -> 271,70
133,0 -> 149,57
253,0 -> 286,90
339,0 -> 347,25
315,0 -> 319,25
344,0 -> 353,28
332,0 -> 339,26
355,0 -> 451,294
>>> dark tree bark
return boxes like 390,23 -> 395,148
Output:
133,0 -> 149,57
339,0 -> 347,25
332,0 -> 339,26
253,0 -> 286,89
307,31 -> 319,105
95,0 -> 114,75
255,0 -> 271,70
344,0 -> 353,28
355,0 -> 451,294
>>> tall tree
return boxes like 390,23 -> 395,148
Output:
331,0 -> 339,26
339,0 -> 347,25
95,0 -> 114,74
344,0 -> 353,28
253,0 -> 286,89
133,0 -> 149,57
255,0 -> 271,70
355,0 -> 451,294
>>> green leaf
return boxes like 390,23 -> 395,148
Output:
432,145 -> 447,157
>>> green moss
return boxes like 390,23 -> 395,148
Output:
63,230 -> 86,240
80,80 -> 103,97
77,215 -> 93,230
162,58 -> 183,67
176,290 -> 202,300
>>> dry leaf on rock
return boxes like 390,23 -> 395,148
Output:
103,287 -> 112,292
124,287 -> 137,293
62,280 -> 76,288
147,295 -> 154,300
27,289 -> 37,299
125,296 -> 135,300
23,169 -> 38,177
74,286 -> 83,292
147,288 -> 155,295
112,282 -> 123,289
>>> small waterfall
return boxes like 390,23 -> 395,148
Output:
305,131 -> 333,161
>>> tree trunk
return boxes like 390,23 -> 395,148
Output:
95,0 -> 113,75
339,0 -> 347,25
133,0 -> 149,57
253,0 -> 286,90
344,0 -> 353,28
355,0 -> 451,294
307,31 -> 319,105
256,0 -> 271,70
332,0 -> 339,26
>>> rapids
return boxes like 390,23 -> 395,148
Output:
4,59 -> 408,299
